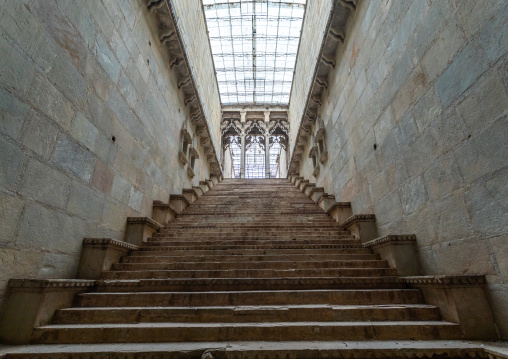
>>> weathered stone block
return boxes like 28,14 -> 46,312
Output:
403,276 -> 498,340
0,85 -> 29,140
27,73 -> 74,131
326,202 -> 353,224
302,182 -> 315,196
0,279 -> 95,344
70,112 -> 99,152
435,42 -> 488,108
0,139 -> 25,190
364,235 -> 421,276
399,175 -> 427,215
182,188 -> 198,204
317,194 -> 335,211
67,181 -> 104,222
0,192 -> 24,245
51,133 -> 95,183
309,186 -> 324,202
169,194 -> 190,214
19,159 -> 71,210
340,214 -> 378,243
458,69 -> 508,135
22,112 -> 59,160
125,217 -> 162,246
152,201 -> 178,226
192,186 -> 204,197
92,159 -> 114,195
77,238 -> 138,279
455,116 -> 508,183
199,181 -> 211,193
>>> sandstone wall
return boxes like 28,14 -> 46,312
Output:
172,0 -> 222,156
0,0 -> 216,302
296,0 -> 508,337
288,0 -> 332,153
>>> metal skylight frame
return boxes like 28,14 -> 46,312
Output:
202,0 -> 306,105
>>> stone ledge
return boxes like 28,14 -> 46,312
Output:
340,214 -> 376,228
402,275 -> 487,288
325,202 -> 351,214
152,201 -> 178,215
309,186 -> 324,196
363,234 -> 416,248
169,194 -> 190,206
200,181 -> 212,190
126,217 -> 163,230
82,238 -> 139,251
7,279 -> 96,289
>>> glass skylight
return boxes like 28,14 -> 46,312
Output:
202,0 -> 306,105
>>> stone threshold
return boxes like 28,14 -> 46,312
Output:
1,341 -> 506,359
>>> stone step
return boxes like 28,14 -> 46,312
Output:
52,304 -> 442,324
154,233 -> 351,239
133,247 -> 372,255
101,267 -> 398,279
112,259 -> 389,270
121,253 -> 380,263
76,289 -> 423,307
144,238 -> 358,246
31,321 -> 463,344
0,341 -> 489,359
140,243 -> 363,251
93,277 -> 405,292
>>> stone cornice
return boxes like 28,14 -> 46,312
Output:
402,275 -> 487,288
82,238 -> 139,251
340,214 -> 376,228
288,0 -> 357,174
325,202 -> 352,214
145,0 -> 222,176
7,279 -> 96,289
126,217 -> 163,230
152,201 -> 178,215
363,234 -> 417,248
169,194 -> 190,206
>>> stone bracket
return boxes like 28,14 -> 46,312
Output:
0,279 -> 96,344
340,214 -> 378,243
199,180 -> 211,193
77,238 -> 139,280
152,200 -> 178,225
326,202 -> 353,224
298,179 -> 309,191
169,194 -> 190,213
308,186 -> 324,202
317,194 -> 335,211
182,188 -> 198,204
402,275 -> 499,340
302,182 -> 315,196
363,235 -> 420,276
193,186 -> 205,197
125,217 -> 163,246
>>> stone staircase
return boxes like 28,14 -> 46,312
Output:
0,179 -> 502,358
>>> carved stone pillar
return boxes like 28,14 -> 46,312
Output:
265,133 -> 270,178
240,133 -> 246,178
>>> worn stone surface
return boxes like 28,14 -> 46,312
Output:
293,0 -> 508,337
0,0 -> 215,308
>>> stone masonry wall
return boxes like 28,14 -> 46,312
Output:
296,0 -> 508,337
172,0 -> 222,156
0,0 -> 215,302
288,0 -> 332,153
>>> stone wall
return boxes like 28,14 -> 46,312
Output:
288,0 -> 332,152
0,0 -> 216,302
172,0 -> 222,156
295,0 -> 508,337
